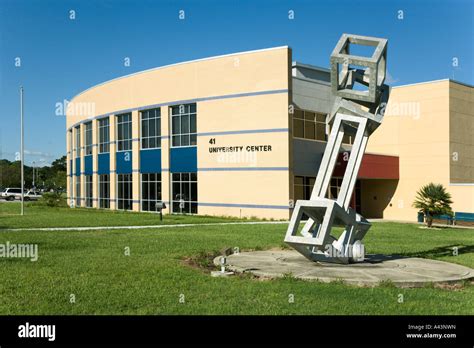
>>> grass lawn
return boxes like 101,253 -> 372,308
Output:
0,202 -> 257,229
0,204 -> 473,315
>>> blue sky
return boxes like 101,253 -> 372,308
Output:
1,0 -> 473,165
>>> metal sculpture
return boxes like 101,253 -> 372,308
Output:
284,34 -> 390,264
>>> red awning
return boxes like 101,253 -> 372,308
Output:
333,153 -> 399,179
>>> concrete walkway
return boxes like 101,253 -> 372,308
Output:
1,220 -> 289,232
217,250 -> 474,287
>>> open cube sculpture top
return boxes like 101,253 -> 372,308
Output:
331,34 -> 387,104
284,33 -> 390,264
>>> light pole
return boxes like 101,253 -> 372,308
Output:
32,161 -> 35,188
20,86 -> 24,215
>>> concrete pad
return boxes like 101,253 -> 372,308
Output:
214,250 -> 474,287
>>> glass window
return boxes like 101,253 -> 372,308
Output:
85,175 -> 93,207
293,109 -> 327,142
75,178 -> 81,207
68,129 -> 73,176
98,118 -> 110,153
170,103 -> 197,147
171,172 -> 197,214
141,173 -> 162,212
85,122 -> 93,155
117,173 -> 132,210
75,126 -> 81,158
294,175 -> 316,201
99,174 -> 110,208
328,178 -> 343,199
116,113 -> 132,151
294,118 -> 304,138
342,134 -> 353,145
141,108 -> 161,149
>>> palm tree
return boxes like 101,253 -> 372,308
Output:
413,183 -> 453,227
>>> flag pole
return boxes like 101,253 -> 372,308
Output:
20,86 -> 24,216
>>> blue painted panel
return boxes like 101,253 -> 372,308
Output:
84,155 -> 93,175
75,158 -> 81,176
140,149 -> 161,173
116,151 -> 133,174
170,147 -> 197,172
98,153 -> 110,175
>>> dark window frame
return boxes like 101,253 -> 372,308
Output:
140,108 -> 161,149
170,103 -> 197,148
116,113 -> 132,152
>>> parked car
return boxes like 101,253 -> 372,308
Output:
1,188 -> 24,201
24,190 -> 42,201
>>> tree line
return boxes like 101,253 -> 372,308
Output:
0,156 -> 66,191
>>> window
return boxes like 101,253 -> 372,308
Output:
328,178 -> 343,200
171,172 -> 197,214
141,173 -> 162,212
342,134 -> 354,145
294,176 -> 315,201
141,108 -> 161,149
75,126 -> 81,158
68,129 -> 73,175
327,178 -> 361,213
293,109 -> 326,141
85,175 -> 93,207
170,103 -> 196,147
98,174 -> 110,208
117,174 -> 132,210
116,113 -> 132,151
85,122 -> 93,155
75,178 -> 81,207
98,118 -> 110,153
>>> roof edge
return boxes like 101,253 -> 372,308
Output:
392,78 -> 474,89
71,45 -> 290,101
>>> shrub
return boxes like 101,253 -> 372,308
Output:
412,183 -> 453,227
40,192 -> 67,207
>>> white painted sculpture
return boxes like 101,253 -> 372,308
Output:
284,34 -> 390,264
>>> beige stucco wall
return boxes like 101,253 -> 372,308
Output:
448,81 -> 474,215
66,47 -> 291,219
449,81 -> 474,183
366,80 -> 474,221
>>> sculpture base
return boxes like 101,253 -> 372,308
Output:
214,250 -> 474,287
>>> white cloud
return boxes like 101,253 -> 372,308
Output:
24,150 -> 55,158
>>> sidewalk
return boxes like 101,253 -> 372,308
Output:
1,220 -> 289,232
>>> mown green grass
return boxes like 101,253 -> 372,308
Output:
0,202 -> 257,229
0,209 -> 472,315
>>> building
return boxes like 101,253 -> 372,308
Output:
66,46 -> 474,221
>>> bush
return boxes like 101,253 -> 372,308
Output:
413,183 -> 453,227
40,192 -> 67,207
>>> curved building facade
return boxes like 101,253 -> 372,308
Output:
66,47 -> 293,219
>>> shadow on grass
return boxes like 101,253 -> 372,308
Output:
367,244 -> 473,263
405,244 -> 474,258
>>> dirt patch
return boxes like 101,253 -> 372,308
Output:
433,280 -> 473,291
182,251 -> 220,273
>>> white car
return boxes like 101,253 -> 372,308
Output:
1,188 -> 24,201
24,190 -> 42,201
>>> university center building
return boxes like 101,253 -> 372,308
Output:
66,47 -> 474,221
